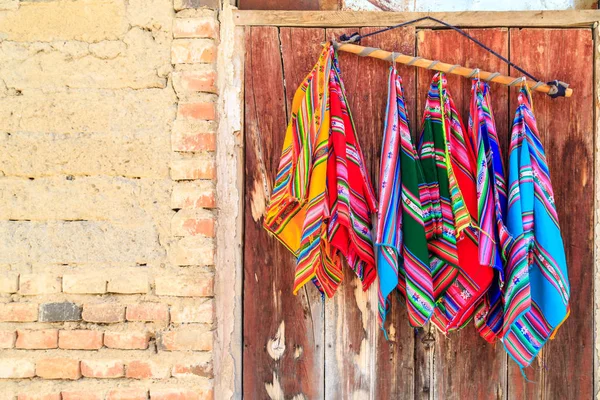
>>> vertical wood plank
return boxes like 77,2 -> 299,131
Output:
243,26 -> 324,399
324,26 -> 417,400
594,23 -> 600,400
508,28 -> 594,400
416,28 -> 510,400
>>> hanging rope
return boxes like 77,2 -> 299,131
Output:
338,16 -> 570,98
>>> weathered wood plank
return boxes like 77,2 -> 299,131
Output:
243,26 -> 324,399
508,28 -> 594,400
323,26 -> 417,400
416,28 -> 510,400
239,0 -> 340,10
593,24 -> 600,400
234,10 -> 600,28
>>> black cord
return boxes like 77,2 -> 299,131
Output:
339,16 -> 542,83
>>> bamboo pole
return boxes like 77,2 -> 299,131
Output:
335,42 -> 573,98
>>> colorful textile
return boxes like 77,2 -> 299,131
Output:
469,80 -> 509,342
419,73 -> 493,333
263,43 -> 376,298
326,55 -> 378,295
376,68 -> 433,328
501,87 -> 570,368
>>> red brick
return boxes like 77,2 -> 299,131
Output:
61,392 -> 103,400
106,388 -> 148,400
0,359 -> 35,378
19,274 -> 61,295
172,210 -> 215,237
81,359 -> 124,379
17,394 -> 61,400
59,330 -> 103,350
173,18 -> 218,39
171,39 -> 216,64
82,303 -> 125,323
0,303 -> 38,322
172,131 -> 216,152
126,303 -> 169,323
125,360 -> 170,379
177,102 -> 216,121
150,389 -> 202,400
63,274 -> 107,294
36,358 -> 81,380
170,158 -> 215,181
171,361 -> 212,378
16,329 -> 58,349
155,274 -> 213,297
0,330 -> 15,348
159,328 -> 212,351
172,70 -> 216,94
104,331 -> 149,350
170,300 -> 213,324
171,182 -> 216,209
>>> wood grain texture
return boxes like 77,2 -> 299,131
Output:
416,28 -> 510,400
243,26 -> 324,400
234,10 -> 600,27
323,26 -> 417,400
239,0 -> 340,10
508,28 -> 594,400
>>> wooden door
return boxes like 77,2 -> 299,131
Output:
243,26 -> 594,399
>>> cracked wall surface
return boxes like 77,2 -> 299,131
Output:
0,0 -> 218,398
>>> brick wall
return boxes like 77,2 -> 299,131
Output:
0,0 -> 220,398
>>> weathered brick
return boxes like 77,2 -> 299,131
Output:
15,329 -> 58,349
169,237 -> 215,266
150,388 -> 203,400
107,274 -> 149,294
104,331 -> 149,350
17,394 -> 61,400
39,302 -> 81,322
155,274 -> 213,297
177,102 -> 216,121
0,359 -> 35,379
170,300 -> 213,324
36,358 -> 81,380
171,181 -> 216,209
82,303 -> 125,323
61,392 -> 103,400
172,210 -> 215,237
0,303 -> 38,322
0,0 -> 128,42
172,131 -> 216,152
172,70 -> 217,94
174,0 -> 219,10
106,388 -> 148,400
63,274 -> 107,294
170,157 -> 215,181
18,274 -> 61,295
0,330 -> 15,348
0,272 -> 19,293
172,39 -> 216,64
59,330 -> 103,350
125,360 -> 170,379
81,359 -> 124,379
173,18 -> 218,39
159,327 -> 212,351
171,361 -> 212,378
126,303 -> 169,323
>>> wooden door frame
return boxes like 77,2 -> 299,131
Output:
215,8 -> 600,398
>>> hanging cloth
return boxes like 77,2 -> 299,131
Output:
263,43 -> 334,295
419,73 -> 493,333
501,86 -> 570,369
326,54 -> 378,295
376,68 -> 434,328
469,80 -> 509,342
